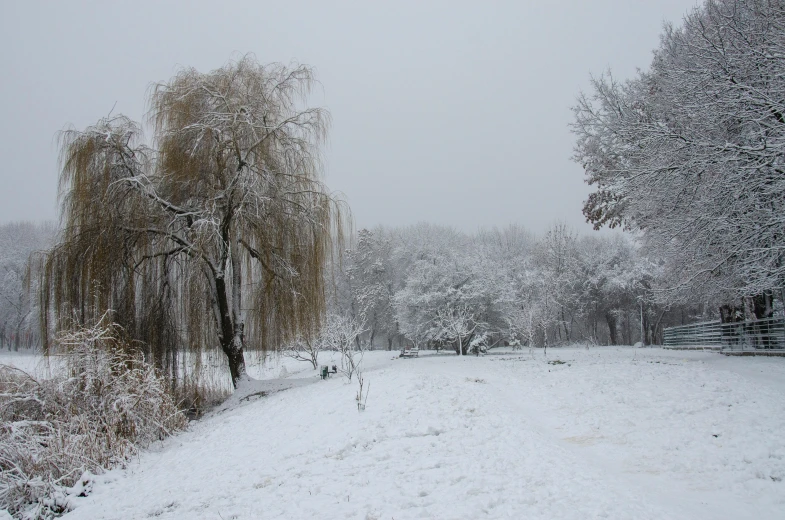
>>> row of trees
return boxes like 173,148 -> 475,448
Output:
325,223 -> 712,355
5,218 -> 717,361
572,0 -> 785,319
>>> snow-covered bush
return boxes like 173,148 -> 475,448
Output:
0,321 -> 186,519
283,334 -> 324,370
326,314 -> 366,382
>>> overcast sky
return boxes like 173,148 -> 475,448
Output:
0,0 -> 697,234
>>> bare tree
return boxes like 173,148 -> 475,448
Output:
283,335 -> 323,371
41,57 -> 346,388
283,312 -> 364,371
325,313 -> 366,382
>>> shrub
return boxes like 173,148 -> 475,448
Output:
0,321 -> 186,519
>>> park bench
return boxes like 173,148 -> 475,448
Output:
400,346 -> 419,358
320,365 -> 339,379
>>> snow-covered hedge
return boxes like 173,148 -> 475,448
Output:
0,322 -> 186,519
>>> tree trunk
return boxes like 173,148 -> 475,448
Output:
230,242 -> 248,386
652,310 -> 666,345
721,294 -> 772,324
215,272 -> 247,388
223,333 -> 246,385
624,312 -> 632,345
561,308 -> 571,343
752,292 -> 774,320
605,312 -> 618,345
719,303 -> 743,323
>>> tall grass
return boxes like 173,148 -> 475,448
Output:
0,321 -> 186,519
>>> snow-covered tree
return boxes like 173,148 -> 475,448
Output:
533,223 -> 581,344
324,313 -> 366,381
572,0 -> 785,311
392,224 -> 517,353
392,225 -> 481,351
41,57 -> 345,388
284,311 -> 365,372
573,234 -> 633,344
345,228 -> 398,349
0,222 -> 54,350
434,304 -> 480,356
332,222 -> 677,349
283,334 -> 324,371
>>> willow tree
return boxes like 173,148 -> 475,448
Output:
42,57 -> 345,388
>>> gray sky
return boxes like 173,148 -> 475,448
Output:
0,0 -> 697,233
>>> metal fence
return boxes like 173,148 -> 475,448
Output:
663,317 -> 785,351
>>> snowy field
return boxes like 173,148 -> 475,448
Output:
11,347 -> 785,519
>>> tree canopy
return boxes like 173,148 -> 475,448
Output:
572,0 -> 785,306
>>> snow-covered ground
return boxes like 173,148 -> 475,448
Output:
35,347 -> 785,519
0,349 -> 59,377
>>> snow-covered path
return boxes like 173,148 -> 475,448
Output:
63,348 -> 785,520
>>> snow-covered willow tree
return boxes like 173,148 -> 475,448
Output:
572,0 -> 785,311
41,57 -> 345,388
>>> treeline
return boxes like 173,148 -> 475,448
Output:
4,218 -> 780,355
329,223 -> 717,353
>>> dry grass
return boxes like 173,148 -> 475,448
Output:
0,322 -> 186,519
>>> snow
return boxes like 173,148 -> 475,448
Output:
0,350 -> 59,377
55,347 -> 785,519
